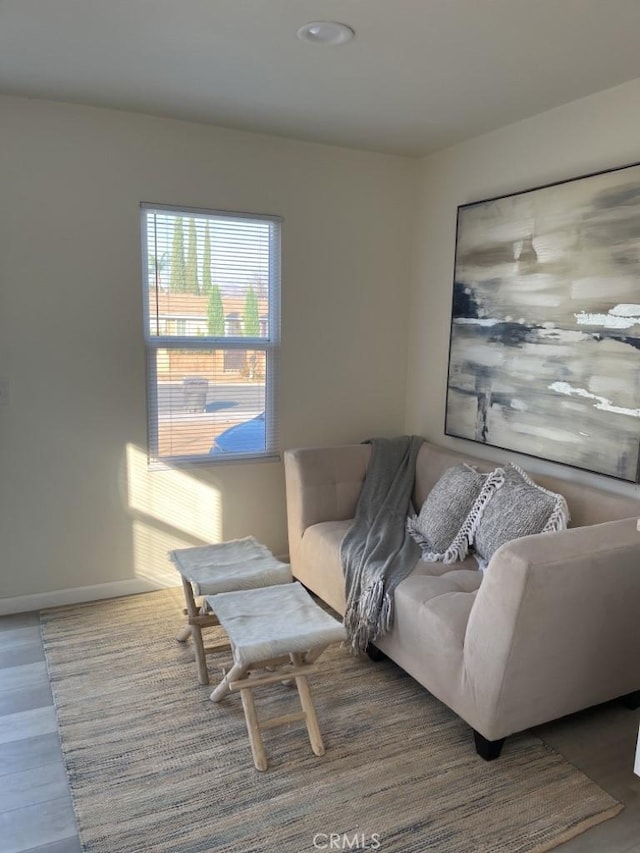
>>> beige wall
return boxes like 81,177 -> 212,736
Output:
0,95 -> 414,603
407,77 -> 640,498
5,76 -> 639,606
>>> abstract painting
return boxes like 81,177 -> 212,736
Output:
445,162 -> 640,481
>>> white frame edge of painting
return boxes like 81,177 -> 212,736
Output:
445,161 -> 640,482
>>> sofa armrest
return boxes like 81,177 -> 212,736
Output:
463,517 -> 640,740
283,444 -> 371,572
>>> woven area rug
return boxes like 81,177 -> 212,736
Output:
41,590 -> 621,853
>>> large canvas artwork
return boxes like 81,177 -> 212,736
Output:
445,162 -> 640,482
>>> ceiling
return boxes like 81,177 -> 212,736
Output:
2,0 -> 640,156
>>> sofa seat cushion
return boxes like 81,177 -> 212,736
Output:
302,521 -> 481,581
300,521 -> 482,615
382,569 -> 482,706
395,568 -> 482,629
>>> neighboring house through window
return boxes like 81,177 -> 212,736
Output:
223,313 -> 244,372
142,203 -> 281,462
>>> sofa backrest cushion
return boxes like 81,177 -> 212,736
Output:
414,442 -> 639,529
526,471 -> 638,527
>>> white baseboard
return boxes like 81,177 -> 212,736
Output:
0,578 -> 180,615
1,551 -> 290,616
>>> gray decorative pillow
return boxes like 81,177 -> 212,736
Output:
473,462 -> 570,568
407,463 -> 504,563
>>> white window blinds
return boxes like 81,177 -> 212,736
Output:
141,204 -> 281,463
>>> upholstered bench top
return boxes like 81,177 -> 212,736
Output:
207,582 -> 346,667
170,536 -> 291,595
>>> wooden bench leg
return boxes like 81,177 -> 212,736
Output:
176,624 -> 193,643
192,628 -> 209,685
292,653 -> 325,757
211,651 -> 329,770
240,687 -> 268,771
304,645 -> 328,665
178,577 -> 197,641
180,577 -> 209,685
210,662 -> 246,702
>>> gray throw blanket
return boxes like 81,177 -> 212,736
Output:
341,435 -> 423,653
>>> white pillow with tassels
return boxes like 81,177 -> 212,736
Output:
473,462 -> 570,571
406,463 -> 504,563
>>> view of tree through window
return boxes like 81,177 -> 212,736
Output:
142,204 -> 281,462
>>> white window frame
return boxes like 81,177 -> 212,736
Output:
141,202 -> 282,465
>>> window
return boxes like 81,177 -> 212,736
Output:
142,204 -> 281,463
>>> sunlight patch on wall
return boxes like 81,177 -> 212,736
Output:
125,444 -> 223,586
131,519 -> 200,587
126,444 -> 222,541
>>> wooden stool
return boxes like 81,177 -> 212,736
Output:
170,537 -> 291,685
208,582 -> 347,771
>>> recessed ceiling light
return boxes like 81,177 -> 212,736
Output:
296,21 -> 355,46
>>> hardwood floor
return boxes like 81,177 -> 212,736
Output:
535,703 -> 640,852
0,613 -> 80,853
0,608 -> 637,853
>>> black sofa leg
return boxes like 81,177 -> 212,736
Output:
621,690 -> 640,710
473,730 -> 505,761
365,643 -> 386,662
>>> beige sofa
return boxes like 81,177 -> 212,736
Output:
284,440 -> 640,759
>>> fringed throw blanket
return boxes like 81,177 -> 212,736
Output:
341,435 -> 423,653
